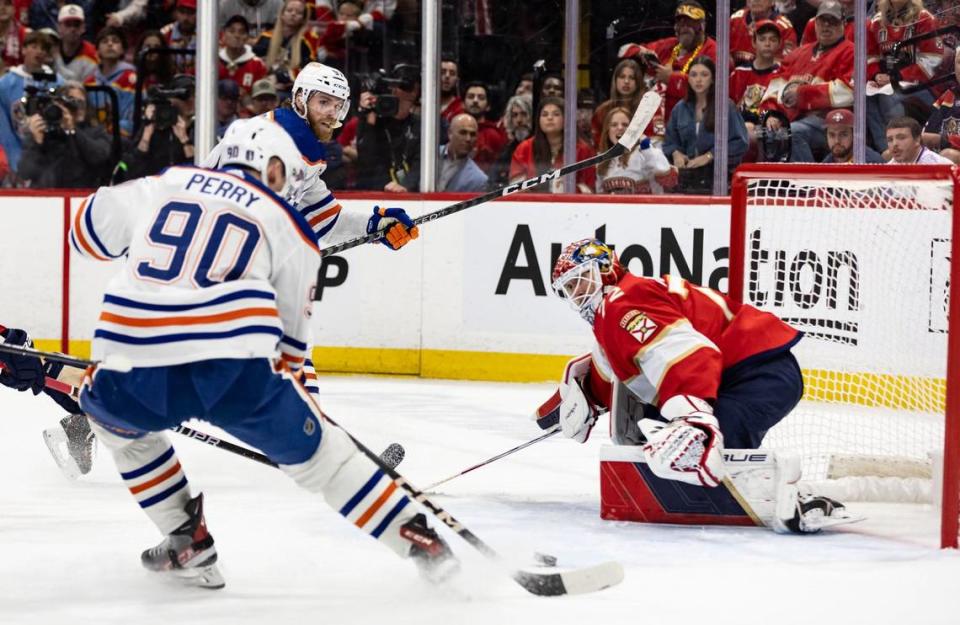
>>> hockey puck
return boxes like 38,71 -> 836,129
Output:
533,552 -> 558,567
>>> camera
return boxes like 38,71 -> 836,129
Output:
357,64 -> 419,118
145,82 -> 191,130
21,85 -> 75,140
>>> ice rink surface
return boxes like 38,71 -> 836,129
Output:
2,375 -> 958,625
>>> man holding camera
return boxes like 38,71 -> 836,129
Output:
355,63 -> 422,193
18,80 -> 111,188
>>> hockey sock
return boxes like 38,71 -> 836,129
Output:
89,422 -> 192,534
280,424 -> 416,558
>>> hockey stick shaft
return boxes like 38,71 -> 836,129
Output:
423,427 -> 561,492
319,91 -> 661,257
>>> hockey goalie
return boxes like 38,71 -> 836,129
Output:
537,238 -> 860,534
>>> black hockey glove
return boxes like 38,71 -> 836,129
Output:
0,327 -> 45,395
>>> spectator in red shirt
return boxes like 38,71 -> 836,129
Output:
921,49 -> 960,164
219,15 -> 268,99
509,96 -> 596,194
161,0 -> 197,74
591,58 -> 645,147
730,0 -> 797,65
0,0 -> 27,74
462,80 -> 507,174
440,54 -> 463,123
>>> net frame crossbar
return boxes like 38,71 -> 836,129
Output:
729,163 -> 960,549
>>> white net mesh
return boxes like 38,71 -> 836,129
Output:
737,174 -> 952,481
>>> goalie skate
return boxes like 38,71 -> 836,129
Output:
141,493 -> 224,589
42,414 -> 95,480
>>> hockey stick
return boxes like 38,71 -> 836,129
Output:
319,90 -> 661,257
2,344 -> 623,595
423,427 -> 561,492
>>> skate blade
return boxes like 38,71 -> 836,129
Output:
169,563 -> 226,590
42,427 -> 84,480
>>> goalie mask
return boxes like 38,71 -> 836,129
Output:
220,119 -> 307,206
552,239 -> 624,324
292,62 -> 350,127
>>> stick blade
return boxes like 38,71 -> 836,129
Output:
618,90 -> 662,151
512,560 -> 625,596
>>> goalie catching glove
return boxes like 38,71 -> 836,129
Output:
367,206 -> 419,250
639,394 -> 724,487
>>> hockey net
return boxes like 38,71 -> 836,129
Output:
729,164 -> 960,548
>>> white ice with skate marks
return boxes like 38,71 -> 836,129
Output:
1,376 -> 958,625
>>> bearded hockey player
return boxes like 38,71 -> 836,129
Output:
538,238 -> 858,534
69,119 -> 456,589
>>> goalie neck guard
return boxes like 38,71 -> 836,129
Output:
552,239 -> 624,324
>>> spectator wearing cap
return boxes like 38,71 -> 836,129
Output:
462,81 -> 507,174
922,49 -> 960,165
216,78 -> 240,140
821,108 -> 885,163
617,1 -> 718,120
886,116 -> 953,164
253,0 -> 315,93
760,0 -> 853,162
86,26 -> 137,137
865,0 -> 942,152
54,4 -> 98,83
731,20 -> 782,135
219,15 -> 267,100
0,0 -> 29,73
730,0 -> 796,66
28,0 -> 93,37
250,78 -> 278,115
0,30 -> 62,178
161,0 -> 197,74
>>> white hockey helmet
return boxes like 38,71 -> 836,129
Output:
292,62 -> 351,125
219,118 -> 307,206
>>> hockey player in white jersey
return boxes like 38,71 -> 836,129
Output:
71,119 -> 457,588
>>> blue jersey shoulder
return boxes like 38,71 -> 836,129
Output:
270,108 -> 327,165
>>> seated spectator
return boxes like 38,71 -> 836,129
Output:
821,108 -> 885,163
731,20 -> 782,130
462,80 -> 507,173
1,0 -> 28,74
618,0 -> 718,120
254,0 -> 314,94
313,0 -> 365,71
355,63 -> 420,192
218,14 -> 267,102
509,96 -> 596,194
662,57 -> 749,194
596,106 -> 676,195
218,0 -> 283,38
250,78 -> 279,115
730,0 -> 796,65
134,30 -> 176,95
0,31 -> 61,180
488,93 -> 532,188
438,113 -> 487,192
591,58 -> 645,147
86,26 -> 137,137
216,78 -> 239,139
761,0 -> 853,162
29,0 -> 93,37
887,116 -> 953,164
18,81 -> 112,187
800,0 -> 855,45
866,0 -> 942,152
922,50 -> 960,164
161,0 -> 197,74
439,54 -> 463,123
54,5 -> 98,83
119,88 -> 194,180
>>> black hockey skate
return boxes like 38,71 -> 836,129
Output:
42,414 -> 96,479
399,513 -> 460,583
141,493 -> 224,589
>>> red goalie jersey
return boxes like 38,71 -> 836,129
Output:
585,274 -> 801,409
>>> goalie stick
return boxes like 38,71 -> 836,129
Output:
320,90 -> 661,257
3,343 -> 625,596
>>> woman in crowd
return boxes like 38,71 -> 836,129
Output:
509,96 -> 596,194
591,58 -> 645,147
254,0 -> 315,93
595,106 -> 676,195
662,57 -> 748,194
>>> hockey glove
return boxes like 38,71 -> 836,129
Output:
367,206 -> 419,250
639,395 -> 724,487
0,327 -> 45,395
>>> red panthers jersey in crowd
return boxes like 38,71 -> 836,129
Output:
866,10 -> 942,83
585,274 -> 800,409
761,38 -> 854,119
729,9 -> 796,65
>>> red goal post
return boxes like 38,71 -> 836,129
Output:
729,163 -> 960,549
